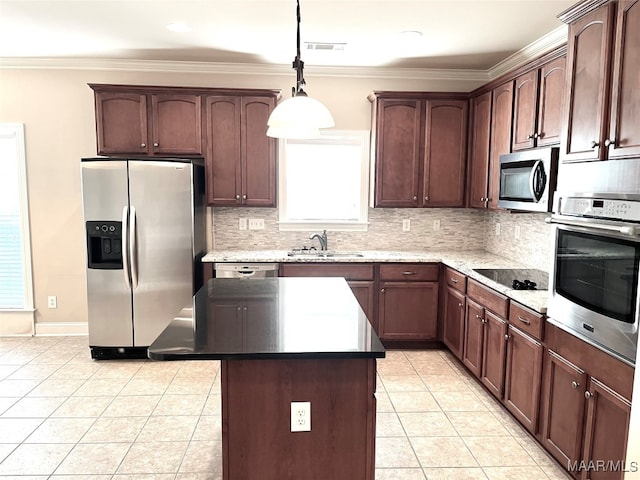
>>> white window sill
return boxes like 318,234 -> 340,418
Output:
278,221 -> 369,232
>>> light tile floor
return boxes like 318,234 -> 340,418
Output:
0,336 -> 572,479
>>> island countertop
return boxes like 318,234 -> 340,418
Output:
148,277 -> 385,360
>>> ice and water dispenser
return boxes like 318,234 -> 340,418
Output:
86,221 -> 123,269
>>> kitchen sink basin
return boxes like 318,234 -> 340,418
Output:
287,251 -> 364,258
472,268 -> 549,290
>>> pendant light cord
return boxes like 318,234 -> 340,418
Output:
293,0 -> 306,97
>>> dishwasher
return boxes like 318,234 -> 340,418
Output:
214,263 -> 279,279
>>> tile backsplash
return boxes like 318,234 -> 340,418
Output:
212,207 -> 554,270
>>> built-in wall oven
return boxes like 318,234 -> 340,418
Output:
546,194 -> 640,366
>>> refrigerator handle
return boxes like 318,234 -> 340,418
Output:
121,206 -> 131,289
130,205 -> 139,289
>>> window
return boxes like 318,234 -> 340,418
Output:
278,130 -> 370,231
0,124 -> 33,310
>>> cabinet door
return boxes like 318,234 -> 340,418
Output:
348,280 -> 376,331
512,70 -> 539,151
468,91 -> 492,208
561,3 -> 616,162
151,94 -> 202,155
462,298 -> 484,377
241,96 -> 277,206
378,282 -> 438,340
541,350 -> 587,468
423,99 -> 468,207
607,0 -> 640,160
537,56 -> 566,147
503,325 -> 543,433
480,311 -> 507,398
581,378 -> 631,480
205,96 -> 241,205
488,81 -> 513,209
442,286 -> 465,360
95,92 -> 148,155
373,98 -> 423,207
244,300 -> 278,352
208,303 -> 243,351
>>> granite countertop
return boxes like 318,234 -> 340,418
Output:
203,249 -> 551,314
148,277 -> 385,361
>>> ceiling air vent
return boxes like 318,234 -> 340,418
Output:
305,42 -> 346,51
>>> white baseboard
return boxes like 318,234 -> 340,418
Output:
34,322 -> 89,336
0,310 -> 35,336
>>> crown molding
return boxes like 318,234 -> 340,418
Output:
488,24 -> 568,80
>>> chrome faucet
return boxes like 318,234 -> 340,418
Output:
310,230 -> 328,251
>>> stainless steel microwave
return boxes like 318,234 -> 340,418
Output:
497,147 -> 558,212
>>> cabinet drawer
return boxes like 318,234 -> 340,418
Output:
509,302 -> 544,340
279,263 -> 374,281
467,278 -> 508,318
379,263 -> 439,282
444,267 -> 466,293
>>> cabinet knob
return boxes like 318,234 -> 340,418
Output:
153,142 -> 159,147
413,195 -> 417,201
591,140 -> 600,148
482,319 -> 487,324
424,196 -> 429,201
536,132 -> 543,138
585,391 -> 592,399
380,288 -> 385,293
242,194 -> 247,200
458,302 -> 464,308
571,381 -> 580,389
140,143 -> 146,148
527,133 -> 535,140
504,334 -> 510,340
235,194 -> 240,200
604,138 -> 616,147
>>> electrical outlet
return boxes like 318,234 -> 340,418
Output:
495,222 -> 501,236
47,296 -> 57,309
402,219 -> 411,232
515,225 -> 521,239
432,219 -> 441,231
248,218 -> 265,230
239,218 -> 247,230
290,401 -> 311,432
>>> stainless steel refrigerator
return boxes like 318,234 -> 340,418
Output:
81,157 -> 206,359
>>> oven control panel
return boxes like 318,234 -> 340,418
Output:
560,197 -> 640,222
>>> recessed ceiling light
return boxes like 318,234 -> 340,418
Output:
166,22 -> 191,33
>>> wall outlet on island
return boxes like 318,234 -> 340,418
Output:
248,218 -> 265,230
291,401 -> 311,432
402,219 -> 411,232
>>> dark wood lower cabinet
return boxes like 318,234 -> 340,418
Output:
462,298 -> 484,377
442,286 -> 465,360
503,325 -> 543,433
378,282 -> 438,340
581,378 -> 632,480
349,280 -> 376,331
541,350 -> 588,470
480,311 -> 507,398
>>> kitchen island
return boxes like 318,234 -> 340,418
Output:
149,277 -> 385,480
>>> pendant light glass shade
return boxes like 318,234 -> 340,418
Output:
266,95 -> 334,139
266,0 -> 334,139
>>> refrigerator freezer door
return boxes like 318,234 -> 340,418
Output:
81,160 -> 134,347
128,160 -> 194,346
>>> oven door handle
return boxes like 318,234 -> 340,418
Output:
545,217 -> 637,236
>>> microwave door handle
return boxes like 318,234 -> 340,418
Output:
529,160 -> 543,201
545,217 -> 637,236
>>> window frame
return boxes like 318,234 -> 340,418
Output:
0,123 -> 34,312
277,129 -> 371,232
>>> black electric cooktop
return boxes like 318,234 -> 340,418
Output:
472,268 -> 549,290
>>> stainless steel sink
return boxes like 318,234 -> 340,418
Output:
287,251 -> 364,258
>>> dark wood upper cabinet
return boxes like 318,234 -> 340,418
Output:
560,2 -> 616,162
503,325 -> 543,434
205,94 -> 277,206
370,93 -> 468,208
512,56 -> 565,151
488,81 -> 514,210
91,86 -> 202,156
607,0 -> 640,160
467,91 -> 492,209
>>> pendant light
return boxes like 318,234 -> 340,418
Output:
266,0 -> 334,139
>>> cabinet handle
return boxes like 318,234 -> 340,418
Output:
604,138 -> 616,147
527,133 -> 535,140
450,278 -> 458,284
479,197 -> 486,202
402,271 -> 416,276
140,143 -> 146,148
536,132 -> 543,138
591,140 -> 600,148
585,391 -> 592,399
517,315 -> 531,325
153,142 -> 159,147
571,381 -> 580,389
